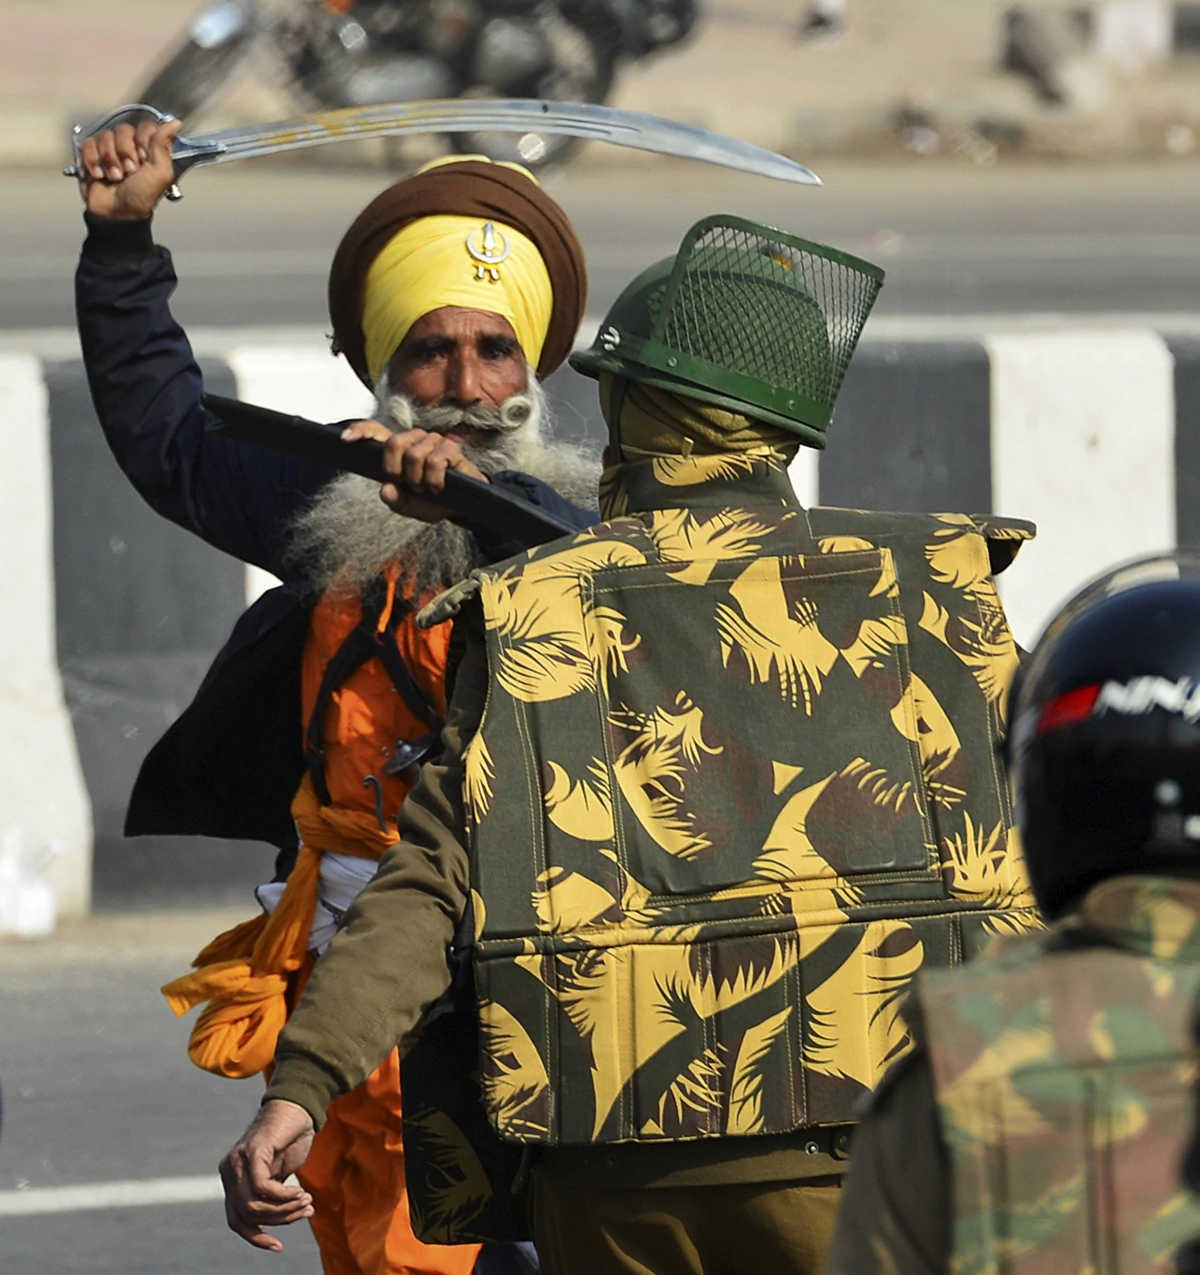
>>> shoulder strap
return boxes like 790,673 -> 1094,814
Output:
303,576 -> 442,805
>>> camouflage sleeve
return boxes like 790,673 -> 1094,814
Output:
824,1051 -> 951,1275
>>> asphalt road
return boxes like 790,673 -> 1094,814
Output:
5,155 -> 1200,332
0,910 -> 321,1273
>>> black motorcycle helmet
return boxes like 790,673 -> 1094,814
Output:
1006,552 -> 1200,920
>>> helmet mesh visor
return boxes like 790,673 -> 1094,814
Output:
653,218 -> 884,431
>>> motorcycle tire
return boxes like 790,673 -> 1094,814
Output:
452,8 -> 617,170
135,5 -> 260,122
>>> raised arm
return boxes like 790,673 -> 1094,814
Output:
74,118 -> 341,577
75,119 -> 598,576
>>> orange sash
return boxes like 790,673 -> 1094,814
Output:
162,570 -> 450,1079
161,778 -> 398,1078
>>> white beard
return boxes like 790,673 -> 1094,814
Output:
285,369 -> 600,597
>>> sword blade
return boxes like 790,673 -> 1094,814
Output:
67,99 -> 821,187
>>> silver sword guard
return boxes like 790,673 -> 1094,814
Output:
63,102 -> 228,201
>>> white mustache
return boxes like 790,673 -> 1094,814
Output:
381,393 -> 537,435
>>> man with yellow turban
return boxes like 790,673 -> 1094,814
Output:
216,216 -> 1039,1273
74,116 -> 596,1275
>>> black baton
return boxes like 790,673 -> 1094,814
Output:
202,392 -> 579,548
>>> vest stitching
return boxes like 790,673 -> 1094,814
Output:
634,857 -> 1011,907
473,903 -> 1043,954
547,922 -> 560,1144
788,932 -> 804,1129
498,629 -> 554,1138
590,561 -> 889,590
882,550 -> 942,875
584,572 -> 633,918
972,578 -> 1020,890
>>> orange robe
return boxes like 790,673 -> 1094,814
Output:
164,570 -> 481,1275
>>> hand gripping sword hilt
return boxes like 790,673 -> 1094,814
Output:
62,102 -> 224,201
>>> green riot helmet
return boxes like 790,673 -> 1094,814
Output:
570,214 -> 884,449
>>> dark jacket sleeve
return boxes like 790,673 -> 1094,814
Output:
825,1051 -> 952,1275
263,614 -> 488,1126
75,213 -> 336,577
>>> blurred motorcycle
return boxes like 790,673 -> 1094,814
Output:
134,0 -> 699,168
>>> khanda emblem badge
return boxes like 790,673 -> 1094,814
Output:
466,221 -> 511,282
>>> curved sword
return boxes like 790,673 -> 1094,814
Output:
63,99 -> 821,190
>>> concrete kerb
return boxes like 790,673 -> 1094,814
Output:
2,322 -> 1197,924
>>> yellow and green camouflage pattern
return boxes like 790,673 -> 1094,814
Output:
917,874 -> 1200,1275
449,450 -> 1040,1147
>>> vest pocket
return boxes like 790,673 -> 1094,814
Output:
589,548 -> 937,904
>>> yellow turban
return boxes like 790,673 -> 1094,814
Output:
329,155 -> 586,389
362,209 -> 554,386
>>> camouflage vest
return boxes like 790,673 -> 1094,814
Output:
917,875 -> 1200,1275
437,452 -> 1039,1152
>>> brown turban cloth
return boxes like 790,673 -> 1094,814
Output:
328,160 -> 587,388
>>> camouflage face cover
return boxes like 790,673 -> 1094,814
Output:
571,214 -> 885,447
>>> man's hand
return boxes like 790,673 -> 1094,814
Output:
77,118 -> 184,221
219,1099 -> 316,1253
341,420 -> 490,523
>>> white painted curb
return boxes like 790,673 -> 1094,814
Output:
0,354 -> 92,921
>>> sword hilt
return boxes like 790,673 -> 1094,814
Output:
62,102 -> 225,193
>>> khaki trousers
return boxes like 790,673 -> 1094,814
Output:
531,1170 -> 843,1275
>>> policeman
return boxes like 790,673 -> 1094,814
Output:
828,553 -> 1200,1275
218,214 -> 1039,1275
